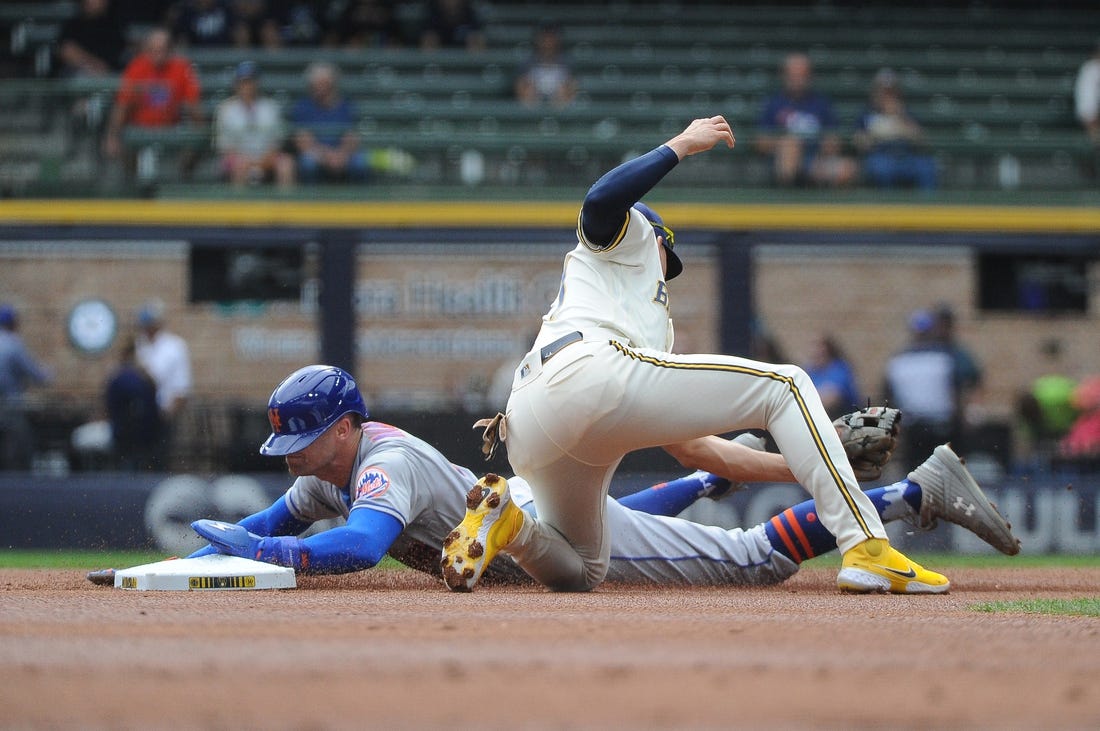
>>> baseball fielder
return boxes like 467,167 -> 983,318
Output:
102,365 -> 1018,590
441,116 -> 955,594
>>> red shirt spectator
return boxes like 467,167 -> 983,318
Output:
104,28 -> 203,159
114,36 -> 201,126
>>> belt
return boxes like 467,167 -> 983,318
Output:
539,331 -> 583,364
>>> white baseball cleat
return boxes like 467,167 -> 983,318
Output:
908,444 -> 1021,556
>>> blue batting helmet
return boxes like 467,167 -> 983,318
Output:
260,365 -> 368,456
632,202 -> 682,280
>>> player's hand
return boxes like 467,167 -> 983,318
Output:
190,520 -> 309,570
665,116 -> 736,159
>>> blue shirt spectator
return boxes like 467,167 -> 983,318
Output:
853,68 -> 937,191
804,335 -> 861,419
289,61 -> 368,182
169,0 -> 236,47
756,53 -> 856,187
105,337 -> 164,470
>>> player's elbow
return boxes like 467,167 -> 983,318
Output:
662,440 -> 703,469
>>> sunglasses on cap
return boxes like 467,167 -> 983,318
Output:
648,221 -> 676,250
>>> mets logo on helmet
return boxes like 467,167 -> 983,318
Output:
355,468 -> 391,500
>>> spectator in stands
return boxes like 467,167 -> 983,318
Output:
325,0 -> 405,48
274,0 -> 326,46
288,60 -> 369,183
214,60 -> 295,188
803,334 -> 861,420
1016,338 -> 1079,471
135,298 -> 192,467
231,0 -> 283,49
0,304 -> 53,471
168,0 -> 236,47
853,68 -> 937,191
882,309 -> 960,473
104,335 -> 163,471
1060,376 -> 1100,466
418,0 -> 485,52
1074,39 -> 1100,146
755,52 -> 856,188
932,302 -> 983,417
514,23 -> 577,109
56,0 -> 129,77
102,27 -> 204,179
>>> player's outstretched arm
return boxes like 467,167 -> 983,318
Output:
663,435 -> 795,484
191,508 -> 404,575
663,116 -> 736,160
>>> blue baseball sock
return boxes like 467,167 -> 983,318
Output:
764,480 -> 923,563
617,471 -> 731,517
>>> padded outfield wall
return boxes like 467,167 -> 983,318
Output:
0,200 -> 1097,549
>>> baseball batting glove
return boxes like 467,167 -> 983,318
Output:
833,406 -> 902,481
190,519 -> 310,571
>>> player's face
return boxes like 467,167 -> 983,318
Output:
283,423 -> 342,477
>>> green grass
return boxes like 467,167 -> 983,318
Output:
971,598 -> 1100,617
0,550 -> 410,571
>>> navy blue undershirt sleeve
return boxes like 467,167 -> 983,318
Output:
580,144 -> 680,247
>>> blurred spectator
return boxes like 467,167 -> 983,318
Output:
135,299 -> 192,463
882,309 -> 959,472
1060,376 -> 1100,466
56,0 -> 129,77
748,317 -> 787,363
325,0 -> 404,48
1074,39 -> 1100,146
232,0 -> 283,49
0,304 -> 53,470
1016,338 -> 1078,469
102,28 -> 204,179
755,52 -> 856,188
105,335 -> 163,470
853,68 -> 938,191
418,0 -> 486,52
514,23 -> 576,109
932,303 -> 983,419
214,60 -> 295,188
168,0 -> 237,47
289,61 -> 368,183
803,334 -> 861,419
274,0 -> 326,46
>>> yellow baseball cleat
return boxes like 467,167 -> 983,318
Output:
836,538 -> 950,594
441,473 -> 525,592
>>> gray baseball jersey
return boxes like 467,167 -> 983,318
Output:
283,421 -> 795,586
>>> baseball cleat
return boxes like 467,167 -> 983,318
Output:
440,473 -> 525,592
836,538 -> 950,594
86,568 -> 116,586
909,444 -> 1021,556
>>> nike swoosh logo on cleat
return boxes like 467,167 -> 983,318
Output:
875,565 -> 917,579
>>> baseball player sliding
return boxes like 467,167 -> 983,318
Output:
442,115 -> 974,594
90,365 -> 1019,590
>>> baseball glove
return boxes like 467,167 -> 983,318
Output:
833,406 -> 902,481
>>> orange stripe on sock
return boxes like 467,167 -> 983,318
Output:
769,515 -> 803,562
783,508 -> 815,559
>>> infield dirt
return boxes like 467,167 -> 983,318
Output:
1,566 -> 1098,730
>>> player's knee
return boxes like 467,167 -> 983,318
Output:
544,557 -> 608,592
